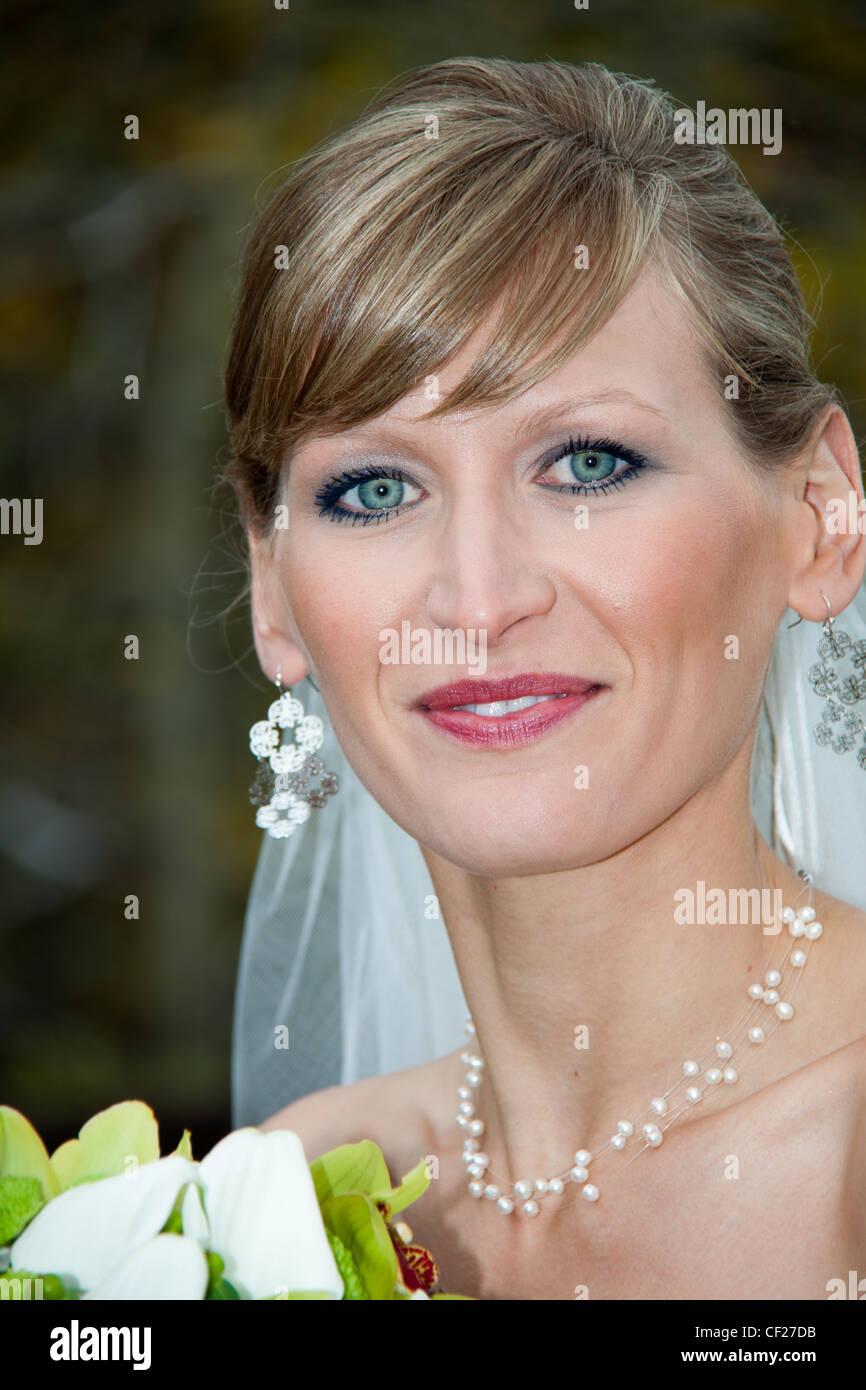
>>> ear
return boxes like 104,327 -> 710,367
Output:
787,405 -> 866,622
248,529 -> 311,687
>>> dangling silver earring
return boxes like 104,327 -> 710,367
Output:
248,668 -> 340,836
804,592 -> 866,767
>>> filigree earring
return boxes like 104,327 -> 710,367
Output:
803,593 -> 866,768
248,669 -> 340,837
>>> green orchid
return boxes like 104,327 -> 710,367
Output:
0,1104 -> 471,1300
310,1140 -> 470,1299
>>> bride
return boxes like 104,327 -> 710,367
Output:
222,57 -> 866,1299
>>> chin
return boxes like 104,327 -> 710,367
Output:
416,809 -> 614,879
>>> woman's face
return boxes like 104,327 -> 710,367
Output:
257,266 -> 802,876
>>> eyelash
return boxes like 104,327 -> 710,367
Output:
313,434 -> 650,525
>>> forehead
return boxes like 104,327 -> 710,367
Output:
364,265 -> 710,439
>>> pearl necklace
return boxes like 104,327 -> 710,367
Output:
458,884 -> 823,1217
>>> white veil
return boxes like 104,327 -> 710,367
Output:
231,588 -> 866,1128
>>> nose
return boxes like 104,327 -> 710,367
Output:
425,483 -> 556,643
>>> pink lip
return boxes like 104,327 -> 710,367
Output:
414,672 -> 605,748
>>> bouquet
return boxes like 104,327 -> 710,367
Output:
0,1101 -> 470,1300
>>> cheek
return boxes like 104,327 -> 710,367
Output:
282,534 -> 396,671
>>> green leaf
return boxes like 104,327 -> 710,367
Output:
206,1277 -> 240,1300
310,1141 -> 391,1205
320,1193 -> 398,1301
0,1107 -> 60,1203
160,1209 -> 184,1235
310,1140 -> 430,1217
325,1229 -> 369,1301
49,1102 -> 160,1190
172,1129 -> 193,1161
0,1177 -> 45,1244
381,1156 -> 430,1216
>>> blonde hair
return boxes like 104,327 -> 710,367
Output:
222,56 -> 838,536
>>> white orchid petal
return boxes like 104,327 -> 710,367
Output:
196,1128 -> 343,1300
81,1233 -> 208,1300
10,1154 -> 199,1293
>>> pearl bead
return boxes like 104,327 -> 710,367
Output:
467,1163 -> 484,1178
764,969 -> 781,987
460,1050 -> 472,1064
775,1001 -> 794,1020
574,1149 -> 592,1167
715,1041 -> 733,1059
610,1134 -> 626,1150
548,1178 -> 565,1194
748,983 -> 764,999
616,1120 -> 634,1136
468,1119 -> 485,1136
723,1067 -> 738,1084
497,1196 -> 514,1214
474,1152 -> 488,1168
683,1060 -> 699,1076
513,1179 -> 533,1199
748,1026 -> 765,1044
798,905 -> 816,923
685,1085 -> 702,1103
468,1180 -> 484,1198
463,1138 -> 479,1153
791,949 -> 807,967
581,1184 -> 600,1203
570,1165 -> 589,1183
461,1150 -> 475,1165
457,1086 -> 471,1100
456,1115 -> 468,1128
483,1184 -> 500,1200
805,921 -> 823,940
522,1200 -> 540,1217
651,1097 -> 668,1116
466,1070 -> 482,1087
763,989 -> 779,1005
705,1067 -> 722,1085
788,919 -> 805,937
642,1123 -> 659,1137
646,1130 -> 663,1147
458,1100 -> 475,1116
535,1178 -> 548,1193
781,906 -> 796,923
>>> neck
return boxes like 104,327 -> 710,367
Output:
423,755 -> 808,1181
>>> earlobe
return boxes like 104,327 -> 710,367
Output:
248,532 -> 311,688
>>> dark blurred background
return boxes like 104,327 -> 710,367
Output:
2,0 -> 864,1160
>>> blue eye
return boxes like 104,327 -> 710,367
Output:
537,436 -> 649,495
314,466 -> 423,525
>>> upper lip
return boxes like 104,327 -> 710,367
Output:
415,672 -> 602,710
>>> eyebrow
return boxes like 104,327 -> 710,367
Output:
511,392 -> 670,443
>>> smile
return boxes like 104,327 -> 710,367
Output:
414,674 -> 605,748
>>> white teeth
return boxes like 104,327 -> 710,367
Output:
450,694 -> 568,716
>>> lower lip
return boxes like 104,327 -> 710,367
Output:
418,688 -> 604,747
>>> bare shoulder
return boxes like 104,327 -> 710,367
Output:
257,1049 -> 459,1174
